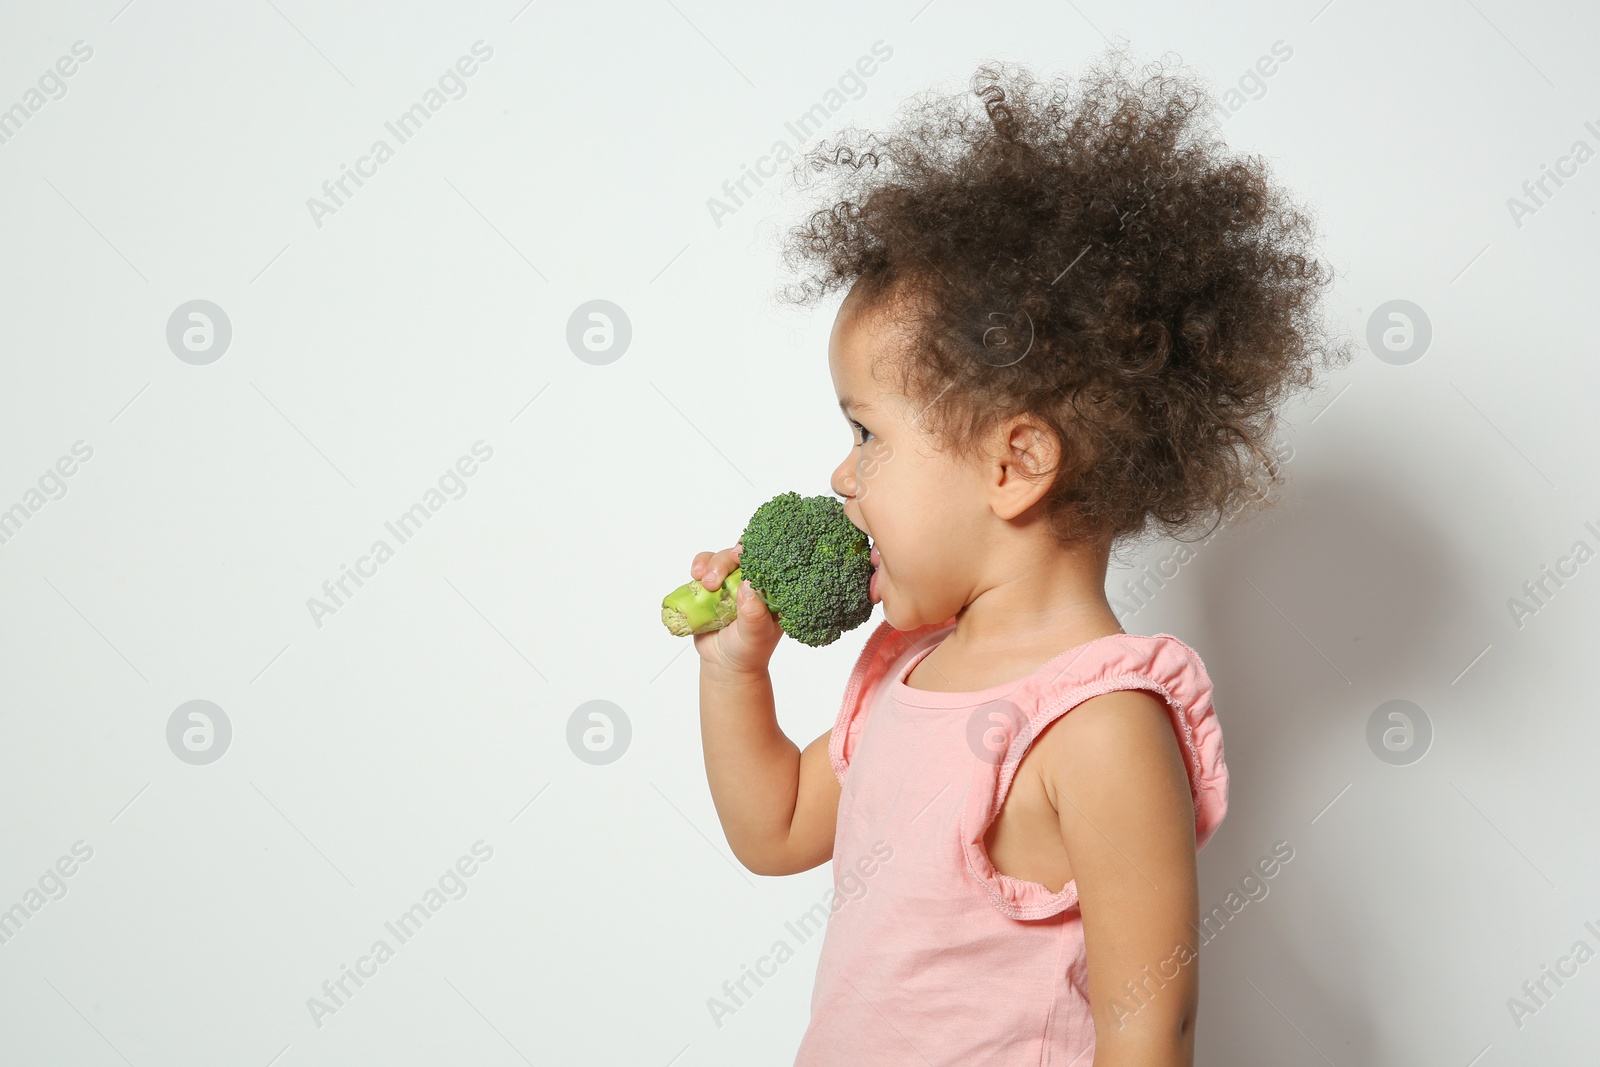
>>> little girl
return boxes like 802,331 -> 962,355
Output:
690,47 -> 1349,1067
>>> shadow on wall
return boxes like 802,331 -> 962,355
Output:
1195,469 -> 1487,758
1182,471 -> 1484,1066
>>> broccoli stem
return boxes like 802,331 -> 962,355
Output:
661,566 -> 743,636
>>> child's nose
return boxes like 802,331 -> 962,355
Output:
830,456 -> 856,500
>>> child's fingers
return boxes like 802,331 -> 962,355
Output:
707,546 -> 739,589
694,545 -> 743,590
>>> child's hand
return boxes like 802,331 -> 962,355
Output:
689,542 -> 783,675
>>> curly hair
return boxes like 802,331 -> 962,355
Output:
778,43 -> 1354,560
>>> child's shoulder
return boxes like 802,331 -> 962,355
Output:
1007,628 -> 1229,852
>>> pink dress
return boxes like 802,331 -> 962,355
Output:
792,618 -> 1230,1066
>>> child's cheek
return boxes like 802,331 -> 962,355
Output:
857,440 -> 895,504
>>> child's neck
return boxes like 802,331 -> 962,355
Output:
946,534 -> 1122,660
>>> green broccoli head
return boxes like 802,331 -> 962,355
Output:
659,492 -> 876,648
737,492 -> 874,648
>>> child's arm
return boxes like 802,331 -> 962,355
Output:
690,544 -> 841,877
1040,688 -> 1202,1067
699,680 -> 839,875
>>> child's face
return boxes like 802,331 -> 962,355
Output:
827,283 -> 990,631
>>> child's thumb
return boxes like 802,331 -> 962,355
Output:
738,580 -> 772,624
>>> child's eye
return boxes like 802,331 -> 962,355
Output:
849,420 -> 874,446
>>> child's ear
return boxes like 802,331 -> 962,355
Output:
1004,422 -> 1056,479
987,417 -> 1061,521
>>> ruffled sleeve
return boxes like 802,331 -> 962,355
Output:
960,632 -> 1230,920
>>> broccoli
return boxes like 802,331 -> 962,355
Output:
660,492 -> 875,648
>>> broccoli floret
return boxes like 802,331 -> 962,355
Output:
740,493 -> 874,647
660,492 -> 874,648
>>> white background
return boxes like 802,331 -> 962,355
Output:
1,0 -> 1597,1064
